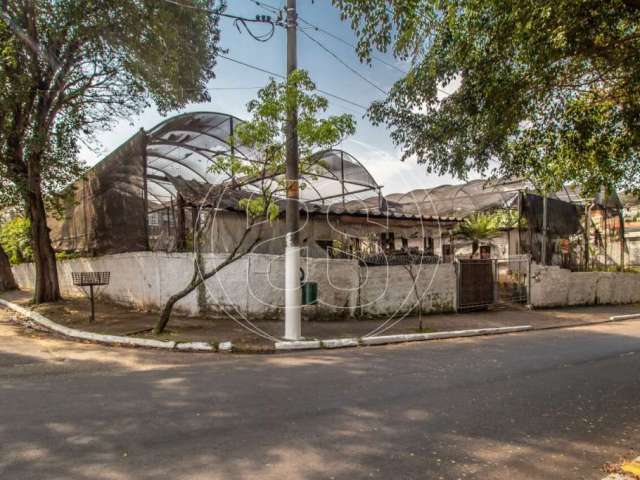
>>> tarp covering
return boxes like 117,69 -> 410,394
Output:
49,131 -> 148,254
144,112 -> 381,206
48,112 -> 384,255
362,178 -> 602,219
519,193 -> 583,265
521,193 -> 582,236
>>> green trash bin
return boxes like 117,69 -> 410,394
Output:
301,282 -> 318,305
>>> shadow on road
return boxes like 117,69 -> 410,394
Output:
1,320 -> 640,479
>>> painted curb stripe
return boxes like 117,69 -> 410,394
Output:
0,298 -> 229,352
609,313 -> 640,321
274,340 -> 322,350
275,326 -> 532,351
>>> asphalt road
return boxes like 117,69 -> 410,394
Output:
1,313 -> 640,479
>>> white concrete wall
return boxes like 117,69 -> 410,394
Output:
12,252 -> 361,318
16,253 -> 638,316
530,264 -> 640,307
358,263 -> 456,316
11,252 -> 457,319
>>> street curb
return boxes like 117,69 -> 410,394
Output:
0,298 -> 231,352
274,340 -> 322,350
275,325 -> 533,351
4,296 -> 637,354
609,313 -> 640,321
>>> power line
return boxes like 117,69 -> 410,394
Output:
161,0 -> 279,42
298,8 -> 453,98
297,16 -> 407,75
244,0 -> 281,14
161,0 -> 271,22
298,28 -> 389,96
218,54 -> 370,111
205,86 -> 263,90
219,54 -> 284,77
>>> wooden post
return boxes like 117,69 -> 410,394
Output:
517,192 -> 522,255
604,207 -> 608,270
176,194 -> 186,251
584,204 -> 590,270
619,210 -> 625,271
89,285 -> 95,323
141,129 -> 150,251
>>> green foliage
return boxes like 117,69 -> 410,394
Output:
455,212 -> 501,239
491,209 -> 520,230
454,212 -> 502,256
334,0 -> 640,196
0,217 -> 32,264
54,251 -> 81,262
0,0 -> 223,209
210,70 -> 356,221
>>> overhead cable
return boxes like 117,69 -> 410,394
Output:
218,54 -> 370,111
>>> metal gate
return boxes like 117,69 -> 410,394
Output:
457,259 -> 495,310
495,255 -> 530,305
457,256 -> 530,310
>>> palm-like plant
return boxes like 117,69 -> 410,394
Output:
454,212 -> 501,258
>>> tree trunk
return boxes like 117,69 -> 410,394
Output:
0,244 -> 17,292
153,255 -> 241,335
26,173 -> 60,303
153,225 -> 258,335
471,239 -> 479,258
154,287 -> 192,335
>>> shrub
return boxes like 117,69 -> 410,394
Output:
0,217 -> 33,265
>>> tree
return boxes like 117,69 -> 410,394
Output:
0,0 -> 222,303
153,70 -> 356,334
333,0 -> 640,195
454,212 -> 501,258
0,244 -> 17,291
0,217 -> 32,265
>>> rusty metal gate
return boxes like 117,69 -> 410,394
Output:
456,256 -> 530,310
495,255 -> 530,305
457,259 -> 495,310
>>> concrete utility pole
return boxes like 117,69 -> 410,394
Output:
284,0 -> 301,340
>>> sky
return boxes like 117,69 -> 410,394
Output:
83,0 -> 467,196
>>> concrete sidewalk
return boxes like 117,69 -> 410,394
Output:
2,289 -> 639,351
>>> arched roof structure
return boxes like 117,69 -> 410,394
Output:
142,112 -> 382,207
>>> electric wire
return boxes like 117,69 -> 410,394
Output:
298,27 -> 389,96
297,16 -> 407,75
161,0 -> 279,42
218,54 -> 370,111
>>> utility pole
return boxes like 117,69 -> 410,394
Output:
284,0 -> 301,340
